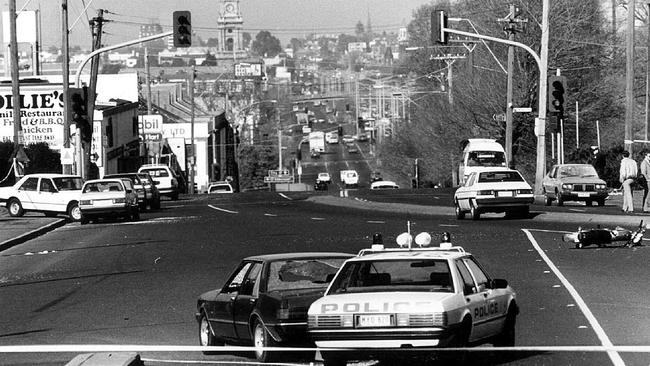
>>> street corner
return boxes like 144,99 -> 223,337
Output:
0,214 -> 67,252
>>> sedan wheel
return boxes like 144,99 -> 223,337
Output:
544,191 -> 552,206
199,314 -> 222,354
455,201 -> 465,220
8,198 -> 24,217
253,320 -> 277,363
556,192 -> 564,206
67,202 -> 82,222
470,204 -> 480,220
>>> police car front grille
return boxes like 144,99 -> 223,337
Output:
309,315 -> 341,328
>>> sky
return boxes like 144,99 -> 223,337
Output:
4,0 -> 434,49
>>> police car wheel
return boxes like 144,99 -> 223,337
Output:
321,351 -> 347,366
493,307 -> 516,347
253,320 -> 277,362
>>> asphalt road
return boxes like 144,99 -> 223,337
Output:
1,189 -> 649,366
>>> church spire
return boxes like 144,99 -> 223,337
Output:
366,5 -> 372,37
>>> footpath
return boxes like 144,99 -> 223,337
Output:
0,191 -> 647,253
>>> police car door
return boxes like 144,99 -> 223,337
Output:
464,257 -> 508,338
454,258 -> 489,341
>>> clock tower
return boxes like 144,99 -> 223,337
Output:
217,0 -> 246,58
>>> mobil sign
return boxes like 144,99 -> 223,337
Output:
138,114 -> 163,141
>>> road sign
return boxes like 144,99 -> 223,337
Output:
512,107 -> 532,113
61,147 -> 74,165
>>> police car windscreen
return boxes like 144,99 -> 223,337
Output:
329,259 -> 453,294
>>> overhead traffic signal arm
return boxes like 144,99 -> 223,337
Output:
173,10 -> 192,48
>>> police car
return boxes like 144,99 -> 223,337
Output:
307,231 -> 518,366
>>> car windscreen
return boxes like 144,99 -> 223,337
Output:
560,165 -> 598,177
329,259 -> 453,294
53,177 -> 83,191
267,258 -> 349,291
477,171 -> 524,183
141,168 -> 169,177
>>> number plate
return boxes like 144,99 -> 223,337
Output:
356,314 -> 393,328
497,191 -> 513,197
577,192 -> 591,197
94,200 -> 114,207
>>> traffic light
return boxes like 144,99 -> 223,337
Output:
548,75 -> 566,114
67,87 -> 92,143
173,11 -> 192,48
296,148 -> 302,161
431,10 -> 448,45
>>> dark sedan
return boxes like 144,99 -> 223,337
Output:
104,173 -> 161,210
196,252 -> 354,363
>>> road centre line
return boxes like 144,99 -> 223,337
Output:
522,229 -> 625,366
278,193 -> 292,200
367,220 -> 385,224
207,205 -> 238,214
264,213 -> 277,217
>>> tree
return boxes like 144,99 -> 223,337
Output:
251,31 -> 282,57
243,32 -> 252,49
355,21 -> 365,38
290,38 -> 304,53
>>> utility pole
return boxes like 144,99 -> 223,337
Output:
625,0 -> 635,153
9,0 -> 24,174
62,0 -> 72,174
646,2 -> 650,141
189,64 -> 195,194
430,54 -> 465,106
145,47 -> 152,114
83,8 -> 104,180
535,0 -> 550,195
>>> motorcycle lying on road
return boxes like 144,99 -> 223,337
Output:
563,220 -> 646,249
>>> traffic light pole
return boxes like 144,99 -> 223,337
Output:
442,14 -> 549,194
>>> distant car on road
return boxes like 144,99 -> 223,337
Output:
0,173 -> 83,221
196,252 -> 354,363
346,143 -> 359,154
79,178 -> 140,224
356,133 -> 369,142
454,168 -> 534,220
314,180 -> 328,191
317,172 -> 331,184
311,149 -> 321,159
541,164 -> 608,206
207,181 -> 234,194
370,180 -> 399,190
342,135 -> 354,144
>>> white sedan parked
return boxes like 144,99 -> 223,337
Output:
0,174 -> 84,221
317,172 -> 331,183
453,169 -> 534,220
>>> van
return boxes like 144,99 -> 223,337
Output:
340,170 -> 359,188
138,164 -> 180,200
457,139 -> 508,186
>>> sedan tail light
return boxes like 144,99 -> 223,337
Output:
477,190 -> 495,196
80,200 -> 92,205
517,189 -> 533,194
113,198 -> 126,204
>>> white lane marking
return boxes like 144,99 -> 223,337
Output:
278,193 -> 292,200
264,213 -> 277,217
164,205 -> 184,208
207,205 -> 238,214
439,224 -> 459,227
367,220 -> 385,224
311,217 -> 325,221
522,229 -> 625,366
569,208 -> 587,212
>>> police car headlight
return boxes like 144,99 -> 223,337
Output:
414,232 -> 432,247
342,315 -> 354,327
396,313 -> 409,326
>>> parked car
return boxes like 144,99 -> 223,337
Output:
453,168 -> 534,220
78,178 -> 140,225
317,172 -> 331,184
0,173 -> 83,221
541,163 -> 608,206
207,181 -> 234,194
356,133 -> 369,142
346,143 -> 359,154
103,173 -> 160,210
308,234 -> 518,366
342,135 -> 354,143
370,180 -> 399,190
311,149 -> 321,159
196,252 -> 354,362
370,171 -> 383,184
137,164 -> 179,200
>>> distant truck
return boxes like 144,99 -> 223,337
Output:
309,131 -> 325,153
340,169 -> 359,188
457,138 -> 508,186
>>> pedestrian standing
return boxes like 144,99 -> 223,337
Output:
641,152 -> 650,212
619,151 -> 638,213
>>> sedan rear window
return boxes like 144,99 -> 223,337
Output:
142,168 -> 169,177
478,171 -> 524,183
267,258 -> 349,291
